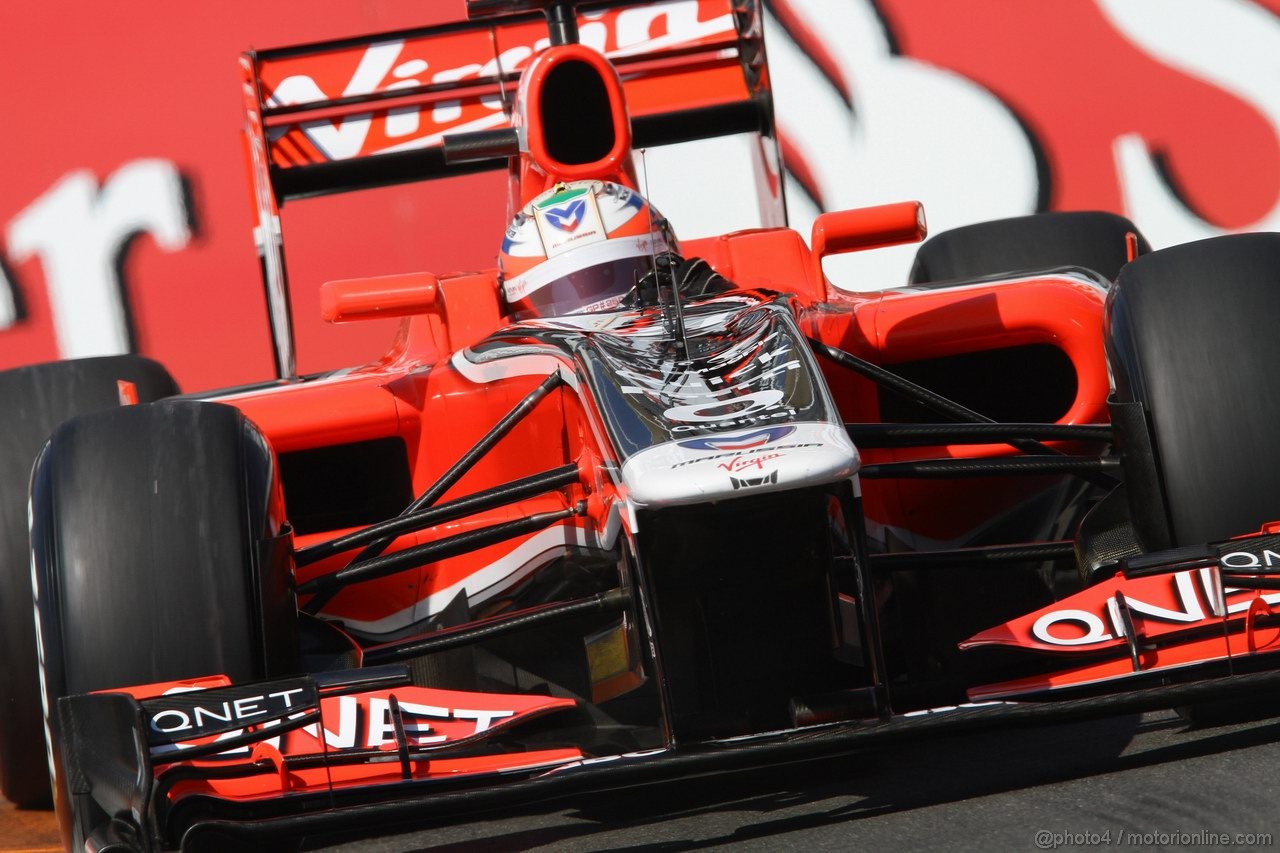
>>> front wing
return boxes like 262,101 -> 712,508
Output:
62,625 -> 1280,850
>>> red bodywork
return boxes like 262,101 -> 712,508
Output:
94,0 -> 1272,826
173,243 -> 1112,804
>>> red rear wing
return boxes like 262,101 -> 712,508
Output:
240,0 -> 772,380
243,0 -> 770,202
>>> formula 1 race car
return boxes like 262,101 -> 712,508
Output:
5,1 -> 1280,851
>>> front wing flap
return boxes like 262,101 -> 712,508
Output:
964,530 -> 1280,700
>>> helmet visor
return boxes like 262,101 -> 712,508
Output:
517,255 -> 657,319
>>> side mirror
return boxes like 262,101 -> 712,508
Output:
810,201 -> 927,263
321,272 -> 439,323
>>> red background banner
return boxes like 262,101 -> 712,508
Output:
2,0 -> 1277,391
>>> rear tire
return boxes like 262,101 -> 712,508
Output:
1106,233 -> 1280,725
0,356 -> 177,808
29,400 -> 294,848
909,211 -> 1149,284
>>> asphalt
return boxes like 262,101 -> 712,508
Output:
0,799 -> 58,853
304,709 -> 1280,852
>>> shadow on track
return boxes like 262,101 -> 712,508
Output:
309,710 -> 1280,851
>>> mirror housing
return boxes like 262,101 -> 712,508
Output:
810,201 -> 927,264
321,272 -> 439,323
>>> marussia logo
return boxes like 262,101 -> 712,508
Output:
543,199 -> 586,232
678,425 -> 796,452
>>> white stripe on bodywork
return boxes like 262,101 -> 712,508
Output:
450,348 -> 582,390
327,521 -> 610,635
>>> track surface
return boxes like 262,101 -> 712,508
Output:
7,709 -> 1278,851
306,710 -> 1280,852
0,800 -> 57,853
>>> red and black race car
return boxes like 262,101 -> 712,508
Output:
4,1 -> 1280,850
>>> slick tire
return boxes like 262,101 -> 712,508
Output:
0,356 -> 177,809
1107,233 -> 1280,547
29,400 -> 294,849
1106,233 -> 1280,725
909,211 -> 1149,284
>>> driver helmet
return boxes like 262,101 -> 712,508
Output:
499,180 -> 677,319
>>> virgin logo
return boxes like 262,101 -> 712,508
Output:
263,0 -> 735,162
717,452 -> 781,472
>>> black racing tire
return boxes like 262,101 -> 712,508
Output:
1106,233 -> 1280,726
29,400 -> 293,849
1107,233 -> 1280,547
909,210 -> 1150,284
0,356 -> 177,808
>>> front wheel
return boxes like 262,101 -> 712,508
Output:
1106,232 -> 1280,725
1107,233 -> 1280,548
29,400 -> 296,849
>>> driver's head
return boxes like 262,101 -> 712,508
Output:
499,180 -> 677,319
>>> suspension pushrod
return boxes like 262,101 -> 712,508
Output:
814,337 -> 1118,490
297,506 -> 582,596
365,587 -> 630,665
294,464 -> 580,568
869,540 -> 1076,570
354,371 -> 564,565
809,339 -> 1062,457
302,372 -> 568,614
846,422 -> 1112,448
860,456 -> 1120,480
